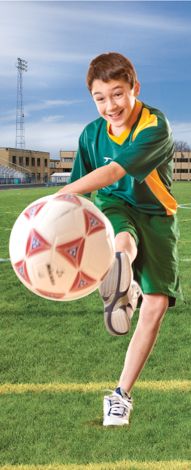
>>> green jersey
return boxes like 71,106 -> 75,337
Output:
70,100 -> 177,216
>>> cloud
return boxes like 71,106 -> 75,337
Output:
0,0 -> 190,156
42,115 -> 66,123
32,2 -> 191,34
26,120 -> 86,155
1,2 -> 189,64
1,1 -> 190,87
0,99 -> 84,124
171,122 -> 191,146
25,99 -> 84,114
0,118 -> 86,156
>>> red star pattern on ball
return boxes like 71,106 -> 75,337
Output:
24,201 -> 47,219
14,260 -> 31,284
56,237 -> 85,268
70,271 -> 96,292
83,209 -> 105,236
26,229 -> 51,257
54,194 -> 82,205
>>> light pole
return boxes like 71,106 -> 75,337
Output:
16,57 -> 28,149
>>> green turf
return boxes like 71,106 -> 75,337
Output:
0,183 -> 191,466
0,391 -> 190,465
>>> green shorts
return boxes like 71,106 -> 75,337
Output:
94,193 -> 181,307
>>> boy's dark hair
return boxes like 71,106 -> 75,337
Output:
86,52 -> 138,91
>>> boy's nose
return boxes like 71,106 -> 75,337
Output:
106,99 -> 118,113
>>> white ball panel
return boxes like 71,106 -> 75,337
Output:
9,213 -> 32,263
33,202 -> 84,243
26,251 -> 76,294
81,230 -> 115,280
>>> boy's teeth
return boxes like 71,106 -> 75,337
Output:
111,110 -> 122,117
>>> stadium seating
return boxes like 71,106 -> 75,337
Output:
0,164 -> 30,184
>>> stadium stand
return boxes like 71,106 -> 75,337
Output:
0,163 -> 31,184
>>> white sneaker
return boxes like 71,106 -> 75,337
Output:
99,252 -> 141,336
126,280 -> 142,320
103,388 -> 133,426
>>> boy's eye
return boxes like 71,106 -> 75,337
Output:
96,97 -> 105,102
114,93 -> 122,97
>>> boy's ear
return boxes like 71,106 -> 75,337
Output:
134,81 -> 140,97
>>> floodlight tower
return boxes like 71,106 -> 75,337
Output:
15,57 -> 28,149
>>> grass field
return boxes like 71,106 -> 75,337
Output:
0,183 -> 191,470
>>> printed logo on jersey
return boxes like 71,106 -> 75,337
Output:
104,156 -> 113,164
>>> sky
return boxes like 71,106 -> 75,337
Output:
0,0 -> 191,158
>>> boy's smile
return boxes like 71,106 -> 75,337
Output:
92,79 -> 140,135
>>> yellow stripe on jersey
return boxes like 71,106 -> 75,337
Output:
107,100 -> 142,145
145,169 -> 178,215
132,107 -> 158,141
107,122 -> 131,145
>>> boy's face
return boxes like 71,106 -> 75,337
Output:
91,79 -> 140,133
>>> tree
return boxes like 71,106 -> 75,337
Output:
174,140 -> 191,152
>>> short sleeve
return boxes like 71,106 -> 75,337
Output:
114,120 -> 174,183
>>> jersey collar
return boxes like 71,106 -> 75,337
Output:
107,99 -> 143,145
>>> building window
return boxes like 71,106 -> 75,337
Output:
26,157 -> 29,166
32,158 -> 35,166
12,156 -> 17,164
44,159 -> 48,167
62,157 -> 73,162
176,168 -> 188,173
175,158 -> 190,163
37,158 -> 40,166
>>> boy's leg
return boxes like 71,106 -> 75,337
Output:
102,208 -> 180,425
103,293 -> 168,426
102,232 -> 169,426
118,293 -> 169,393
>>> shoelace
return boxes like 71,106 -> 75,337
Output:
108,395 -> 132,417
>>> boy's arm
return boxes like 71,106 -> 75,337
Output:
58,162 -> 126,195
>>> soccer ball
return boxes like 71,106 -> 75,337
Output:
9,193 -> 115,301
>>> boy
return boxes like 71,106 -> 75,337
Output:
58,52 -> 181,426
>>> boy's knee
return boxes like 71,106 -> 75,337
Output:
115,231 -> 137,262
139,294 -> 169,329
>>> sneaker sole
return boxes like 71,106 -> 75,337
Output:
99,252 -> 132,336
103,417 -> 130,426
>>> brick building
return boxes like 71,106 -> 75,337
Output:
173,151 -> 191,181
1,147 -> 191,184
0,147 -> 50,183
49,151 -> 76,177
